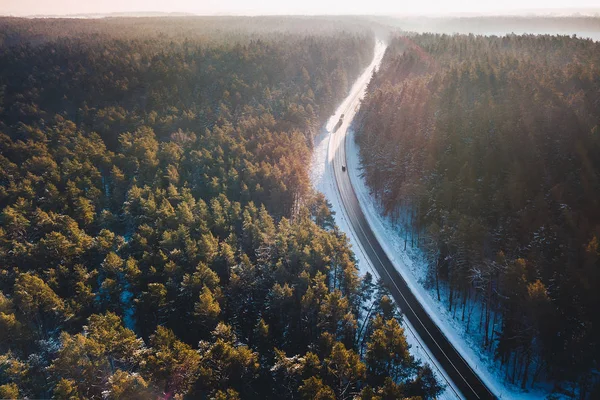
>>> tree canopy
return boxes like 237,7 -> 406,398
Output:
0,17 -> 442,399
355,32 -> 600,395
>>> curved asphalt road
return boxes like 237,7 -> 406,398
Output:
329,40 -> 496,400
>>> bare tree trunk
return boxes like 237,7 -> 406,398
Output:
357,302 -> 376,355
479,297 -> 484,332
416,205 -> 421,246
521,351 -> 531,389
461,289 -> 468,321
489,310 -> 498,349
466,291 -> 476,334
448,280 -> 454,312
484,280 -> 492,347
410,218 -> 414,248
334,266 -> 338,290
484,299 -> 490,348
435,259 -> 441,302
511,350 -> 519,384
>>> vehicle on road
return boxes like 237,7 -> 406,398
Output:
327,44 -> 494,399
333,114 -> 344,132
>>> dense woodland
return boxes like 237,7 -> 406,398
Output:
355,33 -> 600,396
0,18 -> 443,399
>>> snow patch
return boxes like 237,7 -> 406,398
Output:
310,39 -> 458,400
345,126 -> 550,400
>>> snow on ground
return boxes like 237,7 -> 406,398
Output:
344,126 -> 551,399
310,39 -> 386,280
311,38 -> 555,400
310,39 -> 460,400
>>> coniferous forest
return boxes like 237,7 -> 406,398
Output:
355,33 -> 600,395
0,17 -> 445,400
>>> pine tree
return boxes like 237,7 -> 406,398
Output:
324,342 -> 366,400
365,315 -> 413,387
144,326 -> 201,397
299,376 -> 336,400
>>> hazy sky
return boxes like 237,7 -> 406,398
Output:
1,0 -> 599,17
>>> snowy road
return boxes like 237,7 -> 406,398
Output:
313,39 -> 496,400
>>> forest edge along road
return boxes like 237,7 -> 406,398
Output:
327,39 -> 496,400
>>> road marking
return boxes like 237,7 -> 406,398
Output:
333,137 -> 472,399
323,39 -> 493,399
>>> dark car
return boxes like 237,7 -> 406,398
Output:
333,115 -> 344,132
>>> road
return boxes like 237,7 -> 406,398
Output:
328,40 -> 496,400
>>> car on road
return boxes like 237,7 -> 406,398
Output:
333,114 -> 344,132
